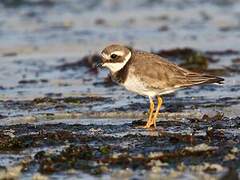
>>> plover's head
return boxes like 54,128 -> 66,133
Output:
100,44 -> 132,73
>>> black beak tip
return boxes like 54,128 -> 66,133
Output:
96,63 -> 102,68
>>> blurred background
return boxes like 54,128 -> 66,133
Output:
0,0 -> 240,56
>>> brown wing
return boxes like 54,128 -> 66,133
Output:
131,50 -> 223,90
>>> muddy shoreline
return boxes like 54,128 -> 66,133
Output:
0,46 -> 240,179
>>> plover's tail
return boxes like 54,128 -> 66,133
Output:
200,75 -> 224,84
183,73 -> 224,87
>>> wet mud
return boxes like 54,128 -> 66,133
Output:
0,116 -> 239,179
0,46 -> 239,179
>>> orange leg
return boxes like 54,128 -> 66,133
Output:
151,96 -> 163,128
144,96 -> 155,128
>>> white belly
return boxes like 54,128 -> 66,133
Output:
122,73 -> 157,97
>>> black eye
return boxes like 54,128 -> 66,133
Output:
110,54 -> 117,59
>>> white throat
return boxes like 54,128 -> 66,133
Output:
102,51 -> 131,73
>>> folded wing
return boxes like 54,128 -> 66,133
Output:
132,51 -> 224,91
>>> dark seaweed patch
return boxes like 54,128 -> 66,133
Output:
205,50 -> 240,56
0,116 -> 239,175
0,96 -> 112,112
157,48 -> 218,72
1,0 -> 54,7
57,54 -> 101,74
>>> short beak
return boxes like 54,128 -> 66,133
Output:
96,62 -> 103,68
97,53 -> 107,68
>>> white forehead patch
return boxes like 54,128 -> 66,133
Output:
102,51 -> 131,73
101,52 -> 110,60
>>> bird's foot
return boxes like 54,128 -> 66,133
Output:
143,120 -> 156,129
